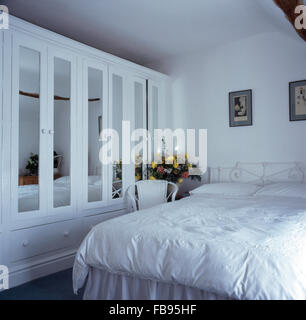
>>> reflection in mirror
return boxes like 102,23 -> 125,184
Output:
134,81 -> 145,181
88,67 -> 103,202
112,74 -> 123,199
150,85 -> 159,162
18,46 -> 41,213
53,57 -> 71,208
152,86 -> 159,133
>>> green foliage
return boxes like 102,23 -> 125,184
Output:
25,152 -> 39,175
113,154 -> 202,184
148,155 -> 201,184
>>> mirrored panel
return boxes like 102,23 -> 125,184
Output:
149,84 -> 159,166
88,67 -> 103,202
134,81 -> 145,181
112,74 -> 123,199
151,85 -> 159,132
18,46 -> 41,213
53,57 -> 71,208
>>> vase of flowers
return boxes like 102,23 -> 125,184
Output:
114,154 -> 202,184
135,154 -> 143,181
148,154 -> 201,184
115,155 -> 144,181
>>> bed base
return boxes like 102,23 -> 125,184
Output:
83,268 -> 230,300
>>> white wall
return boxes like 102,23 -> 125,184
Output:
162,32 -> 306,169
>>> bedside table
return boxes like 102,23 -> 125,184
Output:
19,174 -> 61,186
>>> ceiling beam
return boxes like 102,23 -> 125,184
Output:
273,0 -> 306,41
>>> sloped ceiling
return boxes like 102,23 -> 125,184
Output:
2,0 -> 302,71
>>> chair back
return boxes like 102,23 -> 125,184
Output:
126,180 -> 178,211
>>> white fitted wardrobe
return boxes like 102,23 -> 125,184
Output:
0,16 -> 170,288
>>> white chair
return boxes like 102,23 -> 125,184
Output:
126,180 -> 178,212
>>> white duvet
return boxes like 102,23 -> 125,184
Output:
18,182 -> 102,212
73,194 -> 306,300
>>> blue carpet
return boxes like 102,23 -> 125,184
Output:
0,268 -> 84,300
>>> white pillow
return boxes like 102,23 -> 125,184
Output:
54,176 -> 70,185
88,175 -> 100,185
255,182 -> 306,199
190,183 -> 261,196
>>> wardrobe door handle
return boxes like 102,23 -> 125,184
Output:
41,129 -> 47,134
49,130 -> 55,135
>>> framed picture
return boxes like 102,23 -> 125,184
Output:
229,90 -> 252,127
289,80 -> 306,121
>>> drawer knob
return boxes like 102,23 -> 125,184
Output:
63,231 -> 70,238
22,240 -> 29,247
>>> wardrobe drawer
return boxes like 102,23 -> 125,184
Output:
9,221 -> 82,262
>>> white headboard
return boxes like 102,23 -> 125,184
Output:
210,162 -> 305,185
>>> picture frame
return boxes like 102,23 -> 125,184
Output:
289,80 -> 306,121
229,89 -> 252,127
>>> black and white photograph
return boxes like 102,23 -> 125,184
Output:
229,90 -> 252,127
289,79 -> 306,121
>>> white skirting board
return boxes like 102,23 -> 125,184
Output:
6,250 -> 76,290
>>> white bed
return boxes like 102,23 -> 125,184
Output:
18,176 -> 103,212
73,162 -> 306,300
18,175 -> 122,212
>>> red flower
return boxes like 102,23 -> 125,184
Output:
182,171 -> 189,179
157,166 -> 165,174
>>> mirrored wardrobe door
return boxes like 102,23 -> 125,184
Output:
11,35 -> 48,218
47,48 -> 77,213
132,77 -> 147,182
109,68 -> 126,200
148,80 -> 161,135
148,80 -> 162,163
83,60 -> 108,208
